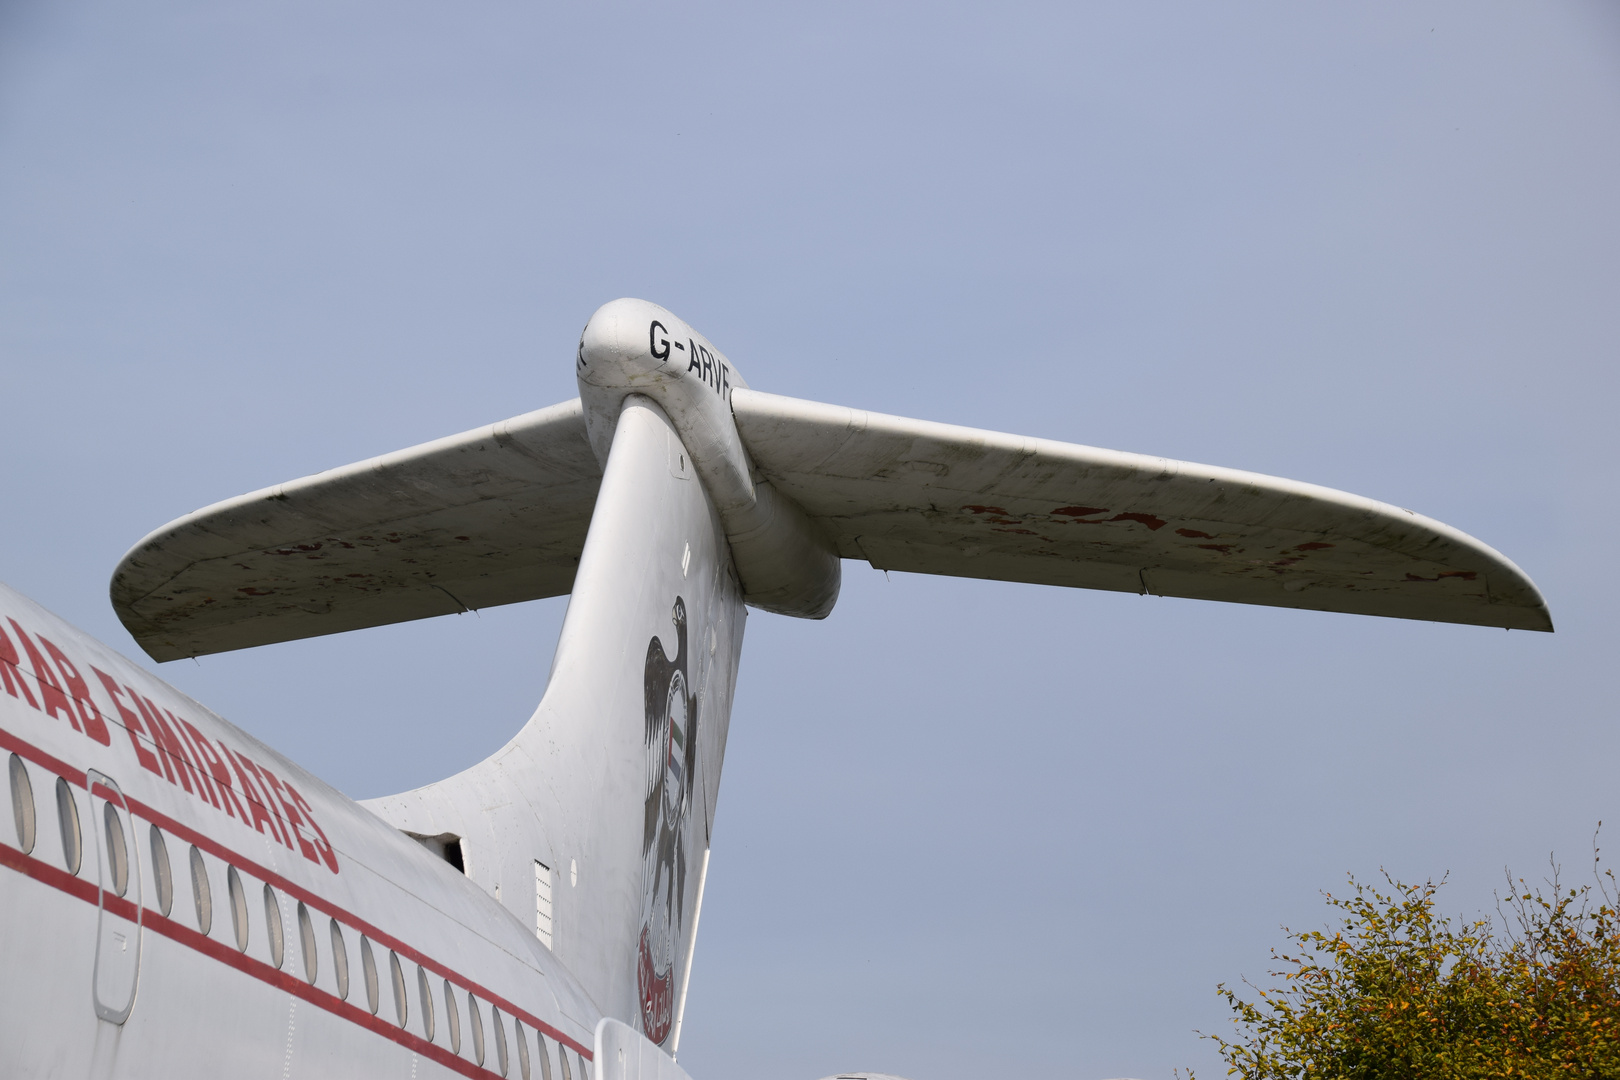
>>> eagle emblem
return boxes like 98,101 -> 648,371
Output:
637,597 -> 697,1044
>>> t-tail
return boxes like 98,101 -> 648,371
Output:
111,297 -> 1551,1067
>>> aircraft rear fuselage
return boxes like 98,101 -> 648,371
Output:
0,584 -> 600,1078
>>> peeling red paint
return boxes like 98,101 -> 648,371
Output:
1052,506 -> 1109,518
1176,528 -> 1215,539
1197,544 -> 1234,553
1109,512 -> 1167,530
1404,570 -> 1478,583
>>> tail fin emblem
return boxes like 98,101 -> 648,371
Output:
639,597 -> 696,1043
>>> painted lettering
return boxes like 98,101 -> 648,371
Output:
286,782 -> 340,873
2,624 -> 340,874
180,720 -> 247,823
8,620 -> 81,734
38,637 -> 111,745
126,691 -> 178,784
224,747 -> 291,848
649,320 -> 670,362
172,719 -> 222,808
91,667 -> 165,777
237,755 -> 297,852
674,337 -> 732,399
257,763 -> 320,865
0,624 -> 40,709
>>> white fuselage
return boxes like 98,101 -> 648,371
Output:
0,581 -> 602,1078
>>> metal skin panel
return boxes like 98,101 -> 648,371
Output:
0,581 -> 602,1077
111,398 -> 602,661
729,388 -> 1553,632
364,397 -> 747,1053
596,1016 -> 694,1080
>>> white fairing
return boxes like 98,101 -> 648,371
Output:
365,397 -> 746,1050
578,299 -> 841,619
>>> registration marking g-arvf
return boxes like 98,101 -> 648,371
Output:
648,320 -> 731,400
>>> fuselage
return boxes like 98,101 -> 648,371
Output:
0,581 -> 601,1078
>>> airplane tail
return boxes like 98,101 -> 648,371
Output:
108,296 -> 1551,1051
361,393 -> 748,1049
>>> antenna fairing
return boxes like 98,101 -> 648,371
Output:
576,299 -> 839,619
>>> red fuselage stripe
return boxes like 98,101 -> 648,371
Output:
0,724 -> 593,1062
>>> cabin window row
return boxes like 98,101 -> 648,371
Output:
9,754 -> 590,1079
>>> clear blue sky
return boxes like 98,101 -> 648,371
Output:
2,3 -> 1617,1077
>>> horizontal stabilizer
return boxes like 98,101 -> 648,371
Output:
729,389 -> 1552,631
113,399 -> 602,661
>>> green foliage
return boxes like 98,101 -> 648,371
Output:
1194,845 -> 1620,1079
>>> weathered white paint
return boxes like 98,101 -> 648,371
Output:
729,388 -> 1550,631
111,398 -> 602,661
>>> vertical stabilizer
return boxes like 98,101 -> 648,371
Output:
364,396 -> 745,1047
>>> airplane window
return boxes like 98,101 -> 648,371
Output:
516,1020 -> 531,1080
149,826 -> 172,916
330,919 -> 349,1000
557,1040 -> 572,1080
228,867 -> 249,952
8,754 -> 34,854
417,964 -> 435,1042
389,950 -> 408,1028
264,884 -> 285,968
468,993 -> 486,1065
102,801 -> 129,897
227,866 -> 248,952
361,936 -> 380,1015
297,902 -> 317,984
493,1006 -> 510,1076
190,845 -> 212,934
54,776 -> 81,874
536,1033 -> 554,1080
443,979 -> 461,1054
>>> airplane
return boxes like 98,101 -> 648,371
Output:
0,297 -> 1551,1078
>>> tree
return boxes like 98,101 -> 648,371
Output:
1194,843 -> 1620,1078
